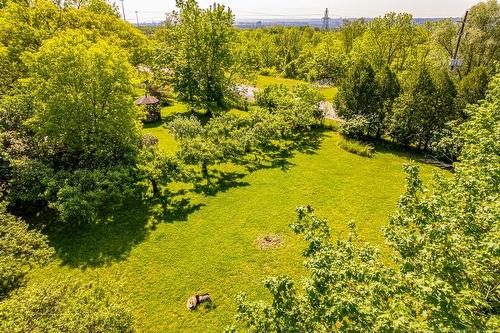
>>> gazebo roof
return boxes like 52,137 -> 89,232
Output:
134,95 -> 159,105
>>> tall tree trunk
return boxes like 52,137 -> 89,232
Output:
150,177 -> 159,197
202,161 -> 210,184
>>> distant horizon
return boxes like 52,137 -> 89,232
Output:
119,0 -> 479,24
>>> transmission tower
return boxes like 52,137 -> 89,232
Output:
322,8 -> 331,30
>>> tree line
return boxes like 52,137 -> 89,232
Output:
148,0 -> 499,161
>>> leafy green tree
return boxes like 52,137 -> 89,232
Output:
136,144 -> 184,199
4,158 -> 52,207
45,166 -> 137,225
339,18 -> 366,54
272,27 -> 313,78
335,59 -> 382,135
338,115 -> 370,139
256,84 -> 323,132
231,26 -> 320,80
168,116 -> 215,182
455,66 -> 491,115
389,65 -> 456,148
25,30 -> 141,169
0,0 -> 149,95
0,279 -> 135,333
433,1 -> 499,78
0,203 -> 54,296
0,94 -> 41,204
458,0 -> 499,76
246,107 -> 284,157
299,40 -> 347,83
229,72 -> 500,332
1,30 -> 143,223
353,12 -> 422,71
170,0 -> 237,114
169,114 -> 251,182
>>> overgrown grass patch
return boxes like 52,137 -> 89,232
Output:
338,137 -> 375,157
255,75 -> 302,90
255,75 -> 337,101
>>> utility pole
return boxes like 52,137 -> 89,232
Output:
322,8 -> 331,30
120,0 -> 126,21
135,10 -> 139,26
450,10 -> 468,71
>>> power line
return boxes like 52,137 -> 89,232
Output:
120,0 -> 126,21
450,10 -> 468,71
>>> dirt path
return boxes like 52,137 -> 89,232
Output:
320,101 -> 338,120
236,85 -> 258,102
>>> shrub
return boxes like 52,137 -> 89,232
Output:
0,204 -> 54,296
0,279 -> 135,333
338,115 -> 370,139
338,137 -> 374,157
46,167 -> 136,224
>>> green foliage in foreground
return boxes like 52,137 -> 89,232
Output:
229,74 -> 500,332
338,138 -> 374,158
0,279 -> 135,333
0,205 -> 53,296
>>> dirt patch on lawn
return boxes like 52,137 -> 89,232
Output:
256,235 -> 284,250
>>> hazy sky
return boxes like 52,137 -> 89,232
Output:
121,0 -> 481,23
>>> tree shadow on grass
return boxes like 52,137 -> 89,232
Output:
192,170 -> 250,196
148,195 -> 205,225
368,138 -> 453,170
44,199 -> 151,269
45,193 -> 207,269
42,127 -> 326,269
241,128 -> 326,173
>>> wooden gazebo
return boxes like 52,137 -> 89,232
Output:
135,94 -> 161,123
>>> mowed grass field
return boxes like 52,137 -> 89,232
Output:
256,75 -> 338,101
29,103 -> 440,332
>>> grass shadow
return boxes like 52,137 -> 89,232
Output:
192,170 -> 250,196
44,199 -> 151,269
367,138 -> 453,170
241,127 -> 326,173
149,195 -> 206,225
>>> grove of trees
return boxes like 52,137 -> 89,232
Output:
0,0 -> 498,331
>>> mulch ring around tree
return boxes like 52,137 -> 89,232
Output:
256,234 -> 284,250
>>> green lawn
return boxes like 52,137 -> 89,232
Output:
319,86 -> 339,101
255,75 -> 338,101
255,75 -> 303,90
142,103 -> 188,152
29,106 -> 441,332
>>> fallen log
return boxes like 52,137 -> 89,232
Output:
186,293 -> 212,310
